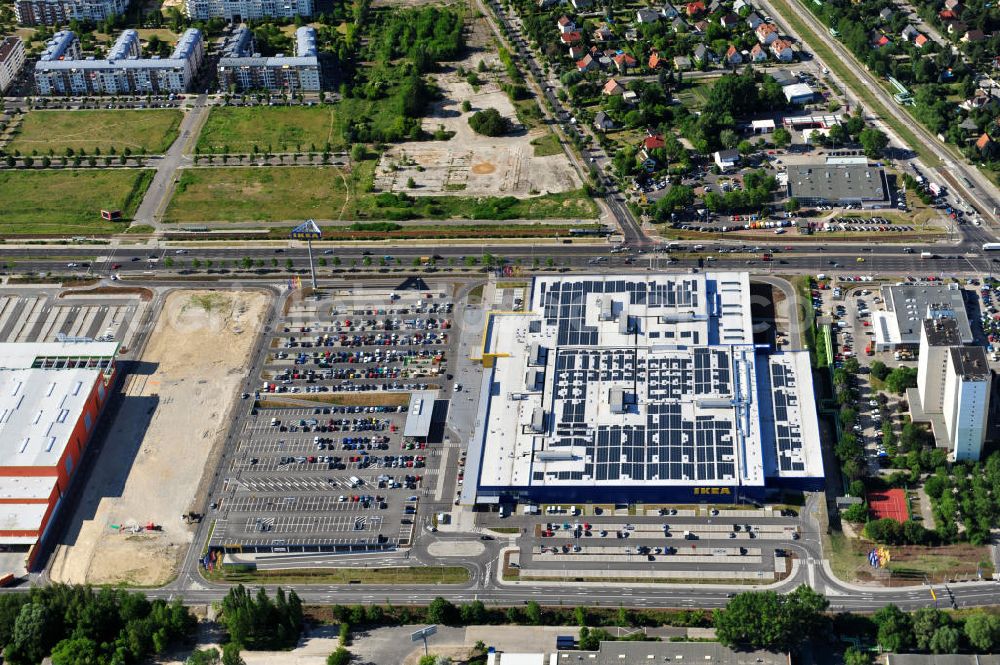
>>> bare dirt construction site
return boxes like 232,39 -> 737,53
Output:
373,17 -> 580,197
48,290 -> 269,586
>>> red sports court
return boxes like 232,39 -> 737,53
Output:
867,488 -> 908,523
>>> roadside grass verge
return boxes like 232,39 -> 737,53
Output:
163,165 -> 598,223
206,565 -> 470,585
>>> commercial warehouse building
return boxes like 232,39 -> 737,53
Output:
785,164 -> 891,208
871,281 -> 972,351
34,28 -> 204,95
15,0 -> 129,25
463,273 -> 824,506
0,341 -> 118,569
217,25 -> 321,92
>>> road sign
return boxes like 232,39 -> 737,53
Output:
411,625 -> 437,656
290,219 -> 322,240
411,625 -> 437,642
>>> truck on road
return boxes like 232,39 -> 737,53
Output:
921,251 -> 934,259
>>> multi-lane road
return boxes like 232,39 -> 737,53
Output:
5,237 -> 1000,278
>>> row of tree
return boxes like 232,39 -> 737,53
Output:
718,590 -> 1000,656
0,584 -> 195,665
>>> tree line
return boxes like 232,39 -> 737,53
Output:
0,584 -> 195,665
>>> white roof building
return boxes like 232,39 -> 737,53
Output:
464,274 -> 823,505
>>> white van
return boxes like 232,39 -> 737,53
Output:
349,476 -> 362,487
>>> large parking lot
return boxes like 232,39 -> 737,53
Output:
508,509 -> 800,583
0,291 -> 146,347
208,287 -> 460,557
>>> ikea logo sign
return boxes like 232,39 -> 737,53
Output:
693,487 -> 732,495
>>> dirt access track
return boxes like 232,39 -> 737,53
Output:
48,289 -> 269,586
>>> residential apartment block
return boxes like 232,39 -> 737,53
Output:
217,25 -> 321,92
15,0 -> 130,26
0,37 -> 26,94
912,317 -> 993,461
184,0 -> 312,20
35,28 -> 204,95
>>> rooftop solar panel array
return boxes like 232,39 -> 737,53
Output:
770,361 -> 806,472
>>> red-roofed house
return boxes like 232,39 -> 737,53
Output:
749,43 -> 767,62
914,33 -> 929,47
560,31 -> 582,44
686,1 -> 705,17
613,52 -> 638,73
755,22 -> 778,44
640,133 -> 666,160
724,44 -> 742,65
602,78 -> 625,95
873,34 -> 891,48
975,133 -> 992,151
576,54 -> 598,72
771,38 -> 794,61
648,50 -> 667,69
938,9 -> 956,20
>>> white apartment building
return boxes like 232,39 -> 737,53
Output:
35,29 -> 204,96
217,25 -> 321,92
0,37 -> 26,94
942,346 -> 991,461
913,317 -> 992,461
15,0 -> 130,26
185,0 -> 312,20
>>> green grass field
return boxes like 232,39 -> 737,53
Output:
164,165 -> 599,223
196,106 -> 344,154
164,165 -> 361,223
0,169 -> 154,235
530,132 -> 563,157
6,110 -> 183,155
197,100 -> 420,154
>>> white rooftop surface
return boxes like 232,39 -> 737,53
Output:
0,476 -> 57,500
0,502 -> 47,535
474,273 -> 822,492
487,653 -> 548,665
0,341 -> 119,369
0,341 -> 116,469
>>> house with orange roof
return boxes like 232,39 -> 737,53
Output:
749,43 -> 767,62
685,1 -> 705,17
602,78 -> 625,95
771,38 -> 794,62
755,22 -> 778,44
613,52 -> 638,73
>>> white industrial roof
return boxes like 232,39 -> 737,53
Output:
0,341 -> 118,369
0,503 -> 47,533
0,341 -> 116,469
0,476 -> 57,501
403,390 -> 436,438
